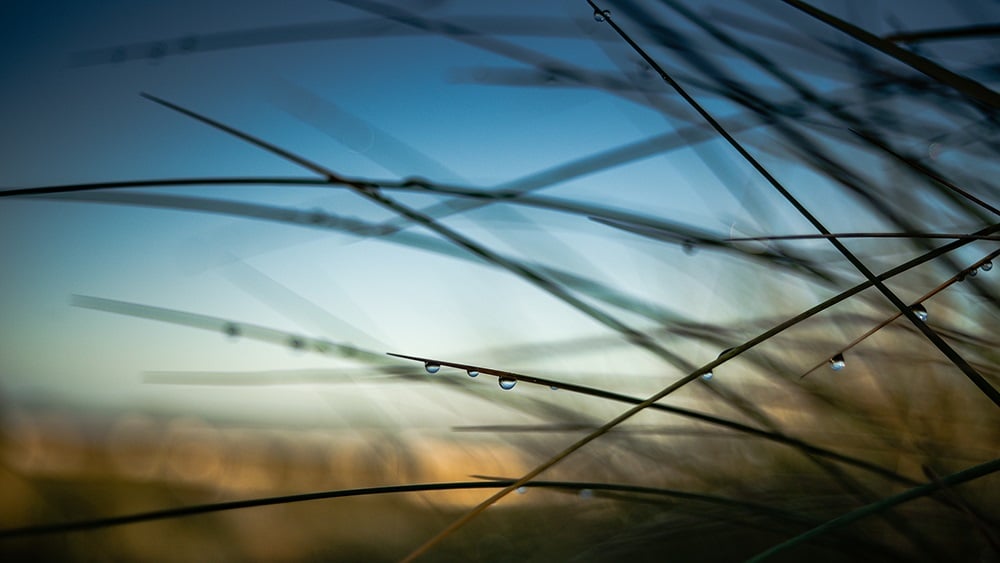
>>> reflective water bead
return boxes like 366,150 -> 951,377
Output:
425,362 -> 441,374
910,303 -> 928,322
982,261 -> 993,272
466,369 -> 479,378
705,347 -> 733,380
498,377 -> 517,390
829,353 -> 846,371
593,10 -> 607,22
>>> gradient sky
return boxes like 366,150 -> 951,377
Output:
1,0 -> 996,430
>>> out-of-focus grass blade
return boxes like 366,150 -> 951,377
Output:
70,294 -> 385,364
142,367 -> 417,386
885,24 -> 1000,44
781,0 -> 1000,111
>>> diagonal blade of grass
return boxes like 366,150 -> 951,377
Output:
780,0 -> 1000,111
744,456 -> 1000,562
71,294 -> 386,365
800,250 -> 1000,380
726,232 -> 1000,242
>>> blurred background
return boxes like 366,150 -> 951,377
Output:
1,0 -> 998,560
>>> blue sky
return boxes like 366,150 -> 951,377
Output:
1,0 -> 997,425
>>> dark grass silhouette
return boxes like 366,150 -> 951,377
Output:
1,1 -> 998,561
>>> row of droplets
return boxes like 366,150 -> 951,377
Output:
958,260 -> 993,280
703,302 -> 935,380
419,301 -> 942,386
425,362 -> 517,389
424,362 -> 562,391
221,259 -> 982,380
826,303 -> 928,372
221,323 -> 369,358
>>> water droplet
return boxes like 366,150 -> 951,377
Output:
307,208 -> 327,225
402,176 -> 430,188
223,322 -> 241,339
910,303 -> 928,322
928,142 -> 942,160
466,369 -> 479,378
829,353 -> 846,371
593,10 -> 608,22
635,60 -> 653,79
682,240 -> 696,255
704,347 -> 733,380
148,42 -> 167,60
982,261 -> 994,272
178,35 -> 199,52
498,377 -> 517,390
969,267 -> 979,278
425,362 -> 440,374
288,336 -> 306,350
516,486 -> 527,495
550,386 -> 559,391
580,488 -> 594,499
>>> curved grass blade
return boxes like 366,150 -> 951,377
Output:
12,176 -> 833,283
66,292 -> 976,536
745,457 -> 1000,562
71,294 -> 385,364
0,478 -> 860,543
45,189 -> 689,326
142,367 -> 417,386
